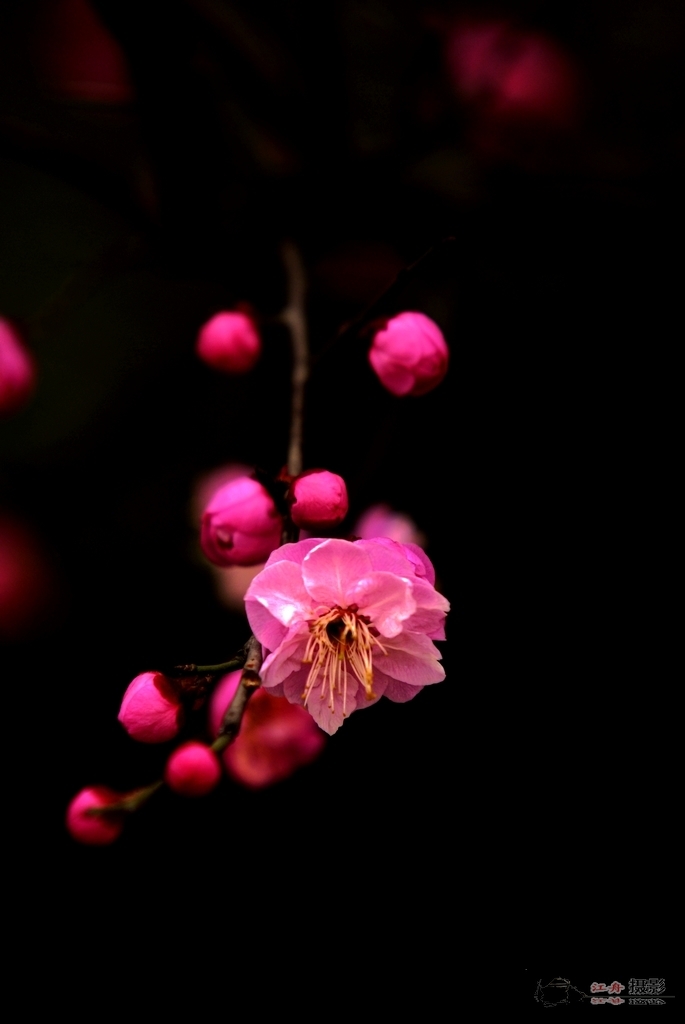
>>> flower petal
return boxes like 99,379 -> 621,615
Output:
245,559 -> 313,634
301,539 -> 374,607
402,577 -> 450,637
353,538 -> 416,575
244,599 -> 289,651
374,631 -> 445,685
347,571 -> 416,638
372,668 -> 423,704
263,537 -> 323,569
260,624 -> 309,685
282,667 -> 360,735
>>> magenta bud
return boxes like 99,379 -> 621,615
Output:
118,671 -> 184,743
0,318 -> 36,415
201,476 -> 283,567
196,311 -> 261,374
369,312 -> 448,397
66,786 -> 126,845
164,741 -> 222,796
290,470 -> 349,529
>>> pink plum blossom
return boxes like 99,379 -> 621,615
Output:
209,671 -> 326,788
118,671 -> 184,743
66,786 -> 126,845
369,312 -> 448,397
0,319 -> 36,415
165,742 -> 222,796
196,311 -> 261,374
290,470 -> 349,529
244,537 -> 449,735
201,476 -> 283,567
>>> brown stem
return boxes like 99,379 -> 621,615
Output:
279,241 -> 309,477
213,634 -> 263,753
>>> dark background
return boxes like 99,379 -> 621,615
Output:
1,0 -> 679,943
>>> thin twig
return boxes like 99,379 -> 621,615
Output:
279,241 -> 309,477
167,654 -> 246,677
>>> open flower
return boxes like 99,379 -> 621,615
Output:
245,538 -> 449,734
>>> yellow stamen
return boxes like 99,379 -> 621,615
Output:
302,607 -> 386,713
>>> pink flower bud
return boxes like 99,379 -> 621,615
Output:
290,470 -> 349,529
209,671 -> 326,789
165,741 -> 222,796
0,319 -> 36,415
201,476 -> 282,567
66,786 -> 126,845
196,311 -> 261,374
118,671 -> 184,743
369,312 -> 448,397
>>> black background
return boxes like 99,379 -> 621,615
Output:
1,0 -> 679,948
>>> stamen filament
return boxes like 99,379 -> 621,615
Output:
302,607 -> 385,714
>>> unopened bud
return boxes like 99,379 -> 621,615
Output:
196,311 -> 261,374
118,671 -> 184,743
66,786 -> 125,845
164,741 -> 222,796
369,312 -> 448,397
201,476 -> 282,567
290,470 -> 349,529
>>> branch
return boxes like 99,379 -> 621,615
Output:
279,241 -> 309,478
213,634 -> 263,752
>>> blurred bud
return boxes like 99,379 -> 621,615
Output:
196,311 -> 261,375
0,515 -> 55,637
369,312 -> 448,397
209,672 -> 326,789
65,786 -> 125,845
201,477 -> 282,567
0,319 -> 36,415
354,503 -> 426,547
164,741 -> 222,796
32,0 -> 134,104
446,21 -> 581,132
118,672 -> 184,743
290,470 -> 349,529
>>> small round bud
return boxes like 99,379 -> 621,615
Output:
290,470 -> 349,529
118,671 -> 184,743
369,312 -> 448,397
196,311 -> 261,374
0,319 -> 36,415
201,476 -> 283,567
164,741 -> 222,796
66,786 -> 125,845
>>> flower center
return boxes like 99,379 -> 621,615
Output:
302,606 -> 386,716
